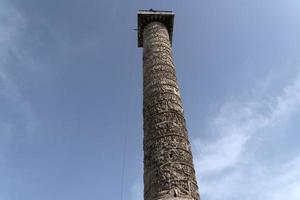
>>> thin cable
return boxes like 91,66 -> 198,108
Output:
120,131 -> 127,200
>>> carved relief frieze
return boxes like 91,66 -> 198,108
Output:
144,72 -> 177,88
144,64 -> 176,77
142,21 -> 200,200
143,54 -> 174,68
144,135 -> 191,152
144,41 -> 171,52
144,101 -> 184,117
143,92 -> 182,109
143,46 -> 173,58
144,79 -> 178,93
144,111 -> 186,130
144,84 -> 180,98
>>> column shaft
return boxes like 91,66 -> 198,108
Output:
143,22 -> 200,200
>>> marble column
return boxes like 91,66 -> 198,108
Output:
138,10 -> 200,200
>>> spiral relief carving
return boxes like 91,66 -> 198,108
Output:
142,21 -> 200,200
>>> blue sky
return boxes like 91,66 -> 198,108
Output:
1,0 -> 300,199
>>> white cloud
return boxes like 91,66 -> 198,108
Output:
194,70 -> 300,199
197,154 -> 300,200
129,70 -> 300,200
0,0 -> 39,151
265,157 -> 300,199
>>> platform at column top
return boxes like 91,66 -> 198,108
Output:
137,10 -> 175,48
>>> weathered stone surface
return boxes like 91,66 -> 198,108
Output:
137,10 -> 174,47
141,19 -> 200,200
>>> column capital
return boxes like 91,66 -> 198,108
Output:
137,10 -> 175,47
